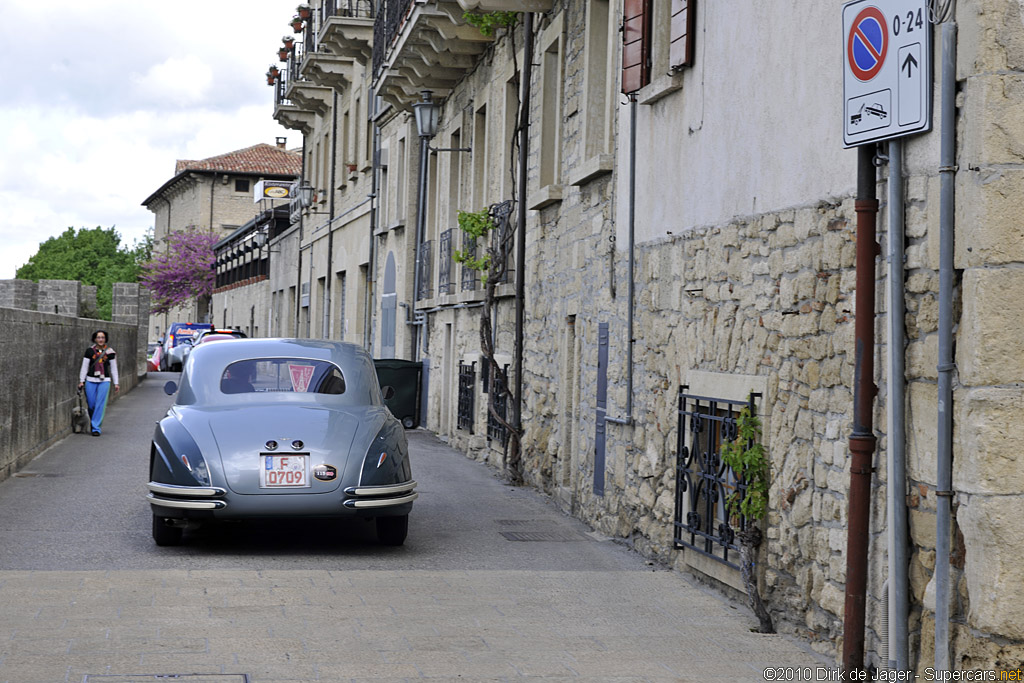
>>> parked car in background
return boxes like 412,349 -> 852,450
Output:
148,339 -> 416,547
161,323 -> 212,371
194,328 -> 248,344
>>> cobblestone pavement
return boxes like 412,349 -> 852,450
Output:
0,375 -> 828,682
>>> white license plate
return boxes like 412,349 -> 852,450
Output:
260,454 -> 310,488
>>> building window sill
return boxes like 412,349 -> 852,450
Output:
637,72 -> 685,106
569,154 -> 614,187
528,184 -> 563,211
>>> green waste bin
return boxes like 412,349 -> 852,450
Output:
374,359 -> 422,429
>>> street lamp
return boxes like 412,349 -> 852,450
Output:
413,90 -> 440,139
411,91 -> 437,359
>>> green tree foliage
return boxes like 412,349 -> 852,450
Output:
16,226 -> 152,320
720,406 -> 769,523
462,10 -> 519,36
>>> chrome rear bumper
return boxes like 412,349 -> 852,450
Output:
147,482 -> 227,511
343,480 -> 418,509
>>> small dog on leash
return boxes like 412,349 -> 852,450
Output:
72,391 -> 89,434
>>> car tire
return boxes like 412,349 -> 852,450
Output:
402,417 -> 415,429
152,515 -> 184,546
172,363 -> 182,372
375,514 -> 408,546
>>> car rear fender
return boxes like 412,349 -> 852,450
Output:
151,416 -> 212,486
357,413 -> 411,487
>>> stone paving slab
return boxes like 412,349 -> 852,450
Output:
0,569 -> 826,682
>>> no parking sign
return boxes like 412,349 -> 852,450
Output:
842,0 -> 932,147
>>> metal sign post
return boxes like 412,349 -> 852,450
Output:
843,0 -> 932,147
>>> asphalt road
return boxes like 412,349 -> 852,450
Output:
0,374 -> 828,681
0,372 -> 643,573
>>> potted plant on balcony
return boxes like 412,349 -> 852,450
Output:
296,3 -> 312,19
278,47 -> 289,62
291,15 -> 304,32
282,36 -> 295,49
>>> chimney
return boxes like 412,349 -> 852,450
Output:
276,137 -> 287,149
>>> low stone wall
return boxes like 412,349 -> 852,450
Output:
0,278 -> 150,484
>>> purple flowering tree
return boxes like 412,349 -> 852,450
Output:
140,228 -> 218,314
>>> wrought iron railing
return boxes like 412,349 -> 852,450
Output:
373,0 -> 413,77
289,41 -> 305,83
487,364 -> 510,446
416,239 -> 433,300
461,233 -> 478,291
457,361 -> 476,433
673,390 -> 761,569
438,228 -> 454,295
490,200 -> 514,285
323,0 -> 375,19
275,68 -> 291,106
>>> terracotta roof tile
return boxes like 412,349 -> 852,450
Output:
175,143 -> 301,177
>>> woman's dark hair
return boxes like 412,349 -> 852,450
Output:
91,330 -> 109,342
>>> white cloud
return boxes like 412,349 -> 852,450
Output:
0,1 -> 299,279
132,55 -> 215,108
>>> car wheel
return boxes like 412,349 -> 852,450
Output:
152,515 -> 184,546
172,362 -> 182,372
375,515 -> 408,546
402,417 -> 415,429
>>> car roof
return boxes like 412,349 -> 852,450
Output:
176,338 -> 380,407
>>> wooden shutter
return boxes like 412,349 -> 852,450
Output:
670,0 -> 696,69
621,0 -> 651,95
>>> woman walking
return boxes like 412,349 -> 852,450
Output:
78,330 -> 120,436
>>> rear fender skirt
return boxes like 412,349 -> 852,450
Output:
358,418 -> 410,487
151,417 -> 209,486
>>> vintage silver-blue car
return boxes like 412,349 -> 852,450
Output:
147,339 -> 416,546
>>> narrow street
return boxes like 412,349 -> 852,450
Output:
0,376 -> 825,682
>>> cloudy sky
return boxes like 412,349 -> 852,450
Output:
0,1 -> 297,278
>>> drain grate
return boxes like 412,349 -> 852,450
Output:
84,676 -> 249,682
500,530 -> 586,542
495,519 -> 555,526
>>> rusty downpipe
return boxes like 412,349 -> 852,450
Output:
844,143 -> 879,672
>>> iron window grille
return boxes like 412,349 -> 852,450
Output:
457,361 -> 476,433
673,389 -> 761,569
438,228 -> 454,295
487,364 -> 510,447
416,240 -> 433,301
461,233 -> 478,291
490,200 -> 514,285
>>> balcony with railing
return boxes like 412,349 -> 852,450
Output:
319,0 -> 375,64
273,55 -> 316,134
372,0 -> 495,110
286,38 -> 333,116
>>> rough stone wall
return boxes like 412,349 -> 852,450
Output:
37,280 -> 81,316
79,285 -> 97,319
0,280 -> 38,310
0,307 -> 139,484
212,279 -> 270,337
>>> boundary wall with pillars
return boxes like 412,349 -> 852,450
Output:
0,280 -> 150,484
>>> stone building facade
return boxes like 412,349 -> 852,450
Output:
142,142 -> 300,339
240,0 -> 1024,671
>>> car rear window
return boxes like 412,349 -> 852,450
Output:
220,358 -> 346,395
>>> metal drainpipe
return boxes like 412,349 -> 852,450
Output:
843,143 -> 879,673
606,96 -> 637,427
886,138 -> 909,671
326,89 -> 339,340
411,134 -> 429,361
295,137 -> 307,337
366,97 -> 381,352
513,11 -> 534,443
935,19 -> 957,674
